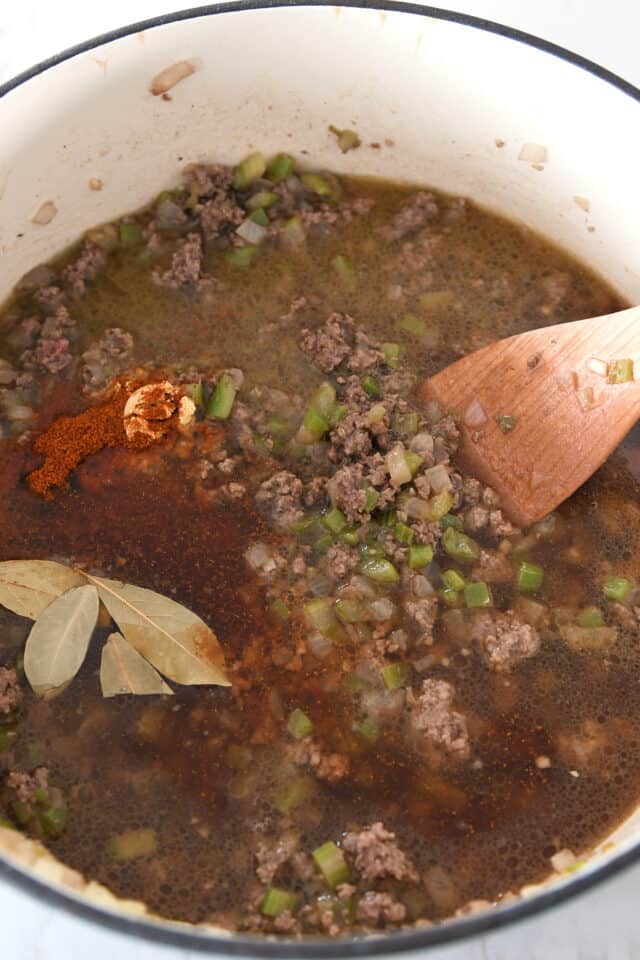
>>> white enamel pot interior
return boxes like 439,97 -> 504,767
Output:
1,2 -> 640,955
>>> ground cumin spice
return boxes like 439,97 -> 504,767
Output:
27,384 -> 173,499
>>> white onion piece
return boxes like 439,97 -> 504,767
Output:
236,219 -> 267,244
245,542 -> 271,570
423,399 -> 443,425
5,405 -> 34,422
386,443 -> 411,486
587,357 -> 608,377
518,142 -> 547,164
386,284 -> 403,301
150,60 -> 195,95
368,598 -> 395,621
412,575 -> 435,597
424,463 -> 452,493
361,688 -> 405,721
550,849 -> 576,872
226,368 -> 245,390
410,432 -> 434,457
307,631 -> 333,659
406,497 -> 432,520
32,201 -> 58,226
464,398 -> 487,427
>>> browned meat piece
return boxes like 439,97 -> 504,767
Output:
62,242 -> 105,297
156,233 -> 212,290
326,463 -> 368,525
487,509 -> 518,538
0,667 -> 22,715
329,410 -> 373,462
431,415 -> 460,460
410,679 -> 470,758
255,834 -> 299,885
300,312 -> 356,373
303,475 -> 328,507
287,738 -> 350,783
198,177 -> 244,239
323,542 -> 358,582
471,549 -> 514,584
462,477 -> 482,505
357,891 -> 407,927
342,822 -> 418,882
7,766 -> 48,803
383,191 -> 439,241
33,285 -> 65,311
472,610 -> 540,671
20,305 -> 75,375
255,470 -> 304,529
464,505 -> 489,532
609,602 -> 639,631
403,597 -> 438,646
80,327 -> 134,393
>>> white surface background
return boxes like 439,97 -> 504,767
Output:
1,2 -> 639,958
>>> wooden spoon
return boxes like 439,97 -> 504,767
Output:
417,307 -> 640,528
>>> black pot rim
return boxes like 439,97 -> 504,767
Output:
1,2 -> 639,955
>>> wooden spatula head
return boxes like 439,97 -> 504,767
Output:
417,308 -> 640,528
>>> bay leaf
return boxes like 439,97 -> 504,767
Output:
82,574 -> 229,687
100,632 -> 174,698
0,560 -> 85,620
24,584 -> 99,699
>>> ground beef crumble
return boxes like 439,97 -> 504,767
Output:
342,822 -> 418,882
6,767 -> 48,803
410,679 -> 470,758
472,610 -> 540,671
0,667 -> 22,715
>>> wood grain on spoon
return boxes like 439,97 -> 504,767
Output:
417,307 -> 640,528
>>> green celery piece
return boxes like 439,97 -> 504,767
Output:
119,223 -> 142,247
397,314 -> 425,337
608,358 -> 634,384
269,598 -> 290,622
394,522 -> 414,545
322,507 -> 347,534
381,662 -> 410,691
576,606 -> 605,628
108,827 -> 157,861
361,557 -> 400,584
246,190 -> 279,211
262,887 -> 299,917
224,244 -> 258,266
287,708 -> 313,740
382,342 -> 400,369
206,373 -> 237,419
442,569 -> 465,591
266,153 -> 295,182
603,576 -> 631,602
249,207 -> 269,226
408,544 -> 433,569
312,841 -> 351,888
335,598 -> 370,624
442,527 -> 480,564
361,375 -> 381,399
464,581 -> 493,608
233,152 -> 266,190
516,561 -> 544,592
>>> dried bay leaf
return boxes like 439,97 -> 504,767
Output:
83,574 -> 229,687
100,632 -> 173,697
0,560 -> 85,620
24,584 -> 99,699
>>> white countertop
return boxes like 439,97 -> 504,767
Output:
1,2 -> 639,957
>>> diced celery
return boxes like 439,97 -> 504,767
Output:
311,382 -> 337,415
313,533 -> 334,555
329,126 -> 362,153
361,558 -> 400,584
408,544 -> 433,569
226,745 -> 253,770
340,528 -> 360,546
603,576 -> 631,602
332,254 -> 356,288
429,490 -> 453,520
304,597 -> 339,637
576,606 -> 605,628
361,375 -> 382,399
262,887 -> 299,917
392,412 -> 419,436
440,586 -> 463,607
496,414 -> 517,434
440,513 -> 463,531
246,190 -> 279,211
301,173 -> 334,198
368,403 -> 386,425
404,452 -> 423,477
249,207 -> 270,226
206,373 -> 237,419
327,404 -> 348,427
464,581 -> 493,608
271,774 -> 314,813
224,244 -> 258,266
394,522 -> 414,545
381,662 -> 410,691
323,507 -> 347,535
382,341 -> 400,369
0,726 -> 17,752
364,489 -> 380,513
119,223 -> 142,247
41,807 -> 67,837
442,569 -> 465,591
266,153 -> 296,182
108,827 -> 157,861
184,381 -> 204,406
233,152 -> 266,190
397,314 -> 425,337
516,561 -> 544,592
312,841 -> 351,888
269,598 -> 290,622
443,527 -> 480,564
302,407 -> 330,441
353,718 -> 380,744
335,598 -> 370,623
287,708 -> 313,740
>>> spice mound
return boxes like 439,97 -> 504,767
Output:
27,380 -> 195,499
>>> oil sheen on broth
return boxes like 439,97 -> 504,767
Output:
0,158 -> 638,935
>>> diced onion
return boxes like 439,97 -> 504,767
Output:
386,443 -> 411,486
424,464 -> 452,493
245,542 -> 272,571
587,357 -> 608,378
150,60 -> 195,95
550,849 -> 576,872
307,631 -> 333,659
412,574 -> 436,597
423,400 -> 443,425
410,432 -> 434,457
464,399 -> 487,427
32,201 -> 58,225
406,497 -> 432,520
518,143 -> 547,164
367,598 -> 395,621
236,218 -> 267,244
